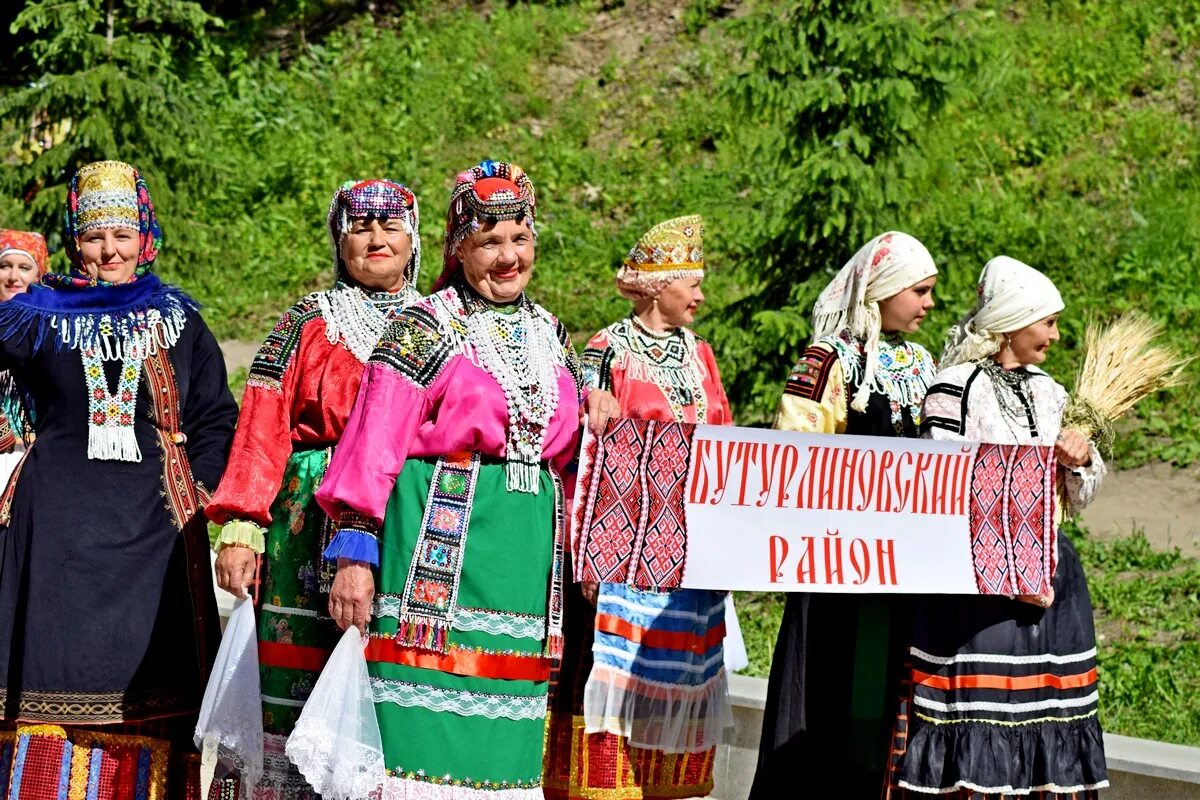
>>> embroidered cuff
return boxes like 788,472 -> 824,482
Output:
216,520 -> 266,554
323,511 -> 381,565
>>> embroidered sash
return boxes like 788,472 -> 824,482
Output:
396,452 -> 481,652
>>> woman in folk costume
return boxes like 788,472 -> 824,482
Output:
0,160 -> 238,798
0,229 -> 48,484
204,179 -> 423,799
544,215 -> 737,800
885,256 -> 1107,797
306,160 -> 584,797
749,231 -> 939,797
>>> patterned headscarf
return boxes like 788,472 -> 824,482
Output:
0,229 -> 48,276
940,256 -> 1064,368
49,160 -> 162,288
616,214 -> 705,300
327,178 -> 421,287
812,231 -> 938,412
435,159 -> 536,291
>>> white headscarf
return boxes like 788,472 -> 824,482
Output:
812,231 -> 938,411
940,255 -> 1064,368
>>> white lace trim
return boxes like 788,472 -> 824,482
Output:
285,724 -> 384,800
583,664 -> 733,753
373,597 -> 545,640
377,776 -> 543,800
370,677 -> 547,721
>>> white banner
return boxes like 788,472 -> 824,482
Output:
571,420 -> 1057,595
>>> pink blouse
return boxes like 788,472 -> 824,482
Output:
315,290 -> 583,529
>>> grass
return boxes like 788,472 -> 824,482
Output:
733,526 -> 1200,747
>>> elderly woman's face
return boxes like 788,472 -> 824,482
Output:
0,253 -> 39,301
1005,314 -> 1061,366
457,219 -> 535,303
653,276 -> 705,328
79,226 -> 139,283
341,217 -> 413,292
879,275 -> 936,333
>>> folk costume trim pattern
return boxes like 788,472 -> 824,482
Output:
583,316 -> 709,423
822,331 -> 937,435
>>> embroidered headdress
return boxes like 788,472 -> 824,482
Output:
0,229 -> 48,276
812,231 -> 938,412
941,256 -> 1064,368
435,159 -> 536,290
327,178 -> 421,286
319,179 -> 423,362
0,161 -> 196,463
54,160 -> 162,286
616,214 -> 705,300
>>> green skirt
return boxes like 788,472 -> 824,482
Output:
256,447 -> 341,799
368,457 -> 557,795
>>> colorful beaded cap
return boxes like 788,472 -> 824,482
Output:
0,229 -> 48,275
58,159 -> 162,282
327,178 -> 421,285
436,159 -> 536,289
616,214 -> 705,297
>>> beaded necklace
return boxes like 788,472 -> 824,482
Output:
827,330 -> 935,434
456,287 -> 563,494
318,281 -> 421,362
613,315 -> 707,422
980,359 -> 1039,440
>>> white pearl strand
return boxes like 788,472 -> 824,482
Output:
465,298 -> 563,493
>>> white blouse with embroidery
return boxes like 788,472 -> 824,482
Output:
920,361 -> 1106,511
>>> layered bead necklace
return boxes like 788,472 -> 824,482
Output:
318,280 -> 421,362
614,315 -> 707,422
457,287 -> 563,494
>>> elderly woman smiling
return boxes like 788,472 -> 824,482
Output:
0,160 -> 237,798
291,160 -> 597,798
205,178 -> 424,800
0,229 -> 48,481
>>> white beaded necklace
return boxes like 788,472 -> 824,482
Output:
460,289 -> 563,494
318,281 -> 420,362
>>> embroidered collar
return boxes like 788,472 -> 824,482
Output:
824,329 -> 935,434
609,315 -> 707,422
0,273 -> 196,359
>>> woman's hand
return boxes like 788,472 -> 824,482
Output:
214,545 -> 257,599
329,558 -> 375,631
586,389 -> 621,436
1014,586 -> 1056,609
580,581 -> 599,606
1055,429 -> 1091,468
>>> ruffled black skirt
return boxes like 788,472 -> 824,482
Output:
887,534 -> 1108,796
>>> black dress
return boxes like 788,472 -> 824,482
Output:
750,334 -> 934,798
0,278 -> 237,794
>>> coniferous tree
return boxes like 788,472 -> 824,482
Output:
1,0 -> 220,243
716,0 -> 977,419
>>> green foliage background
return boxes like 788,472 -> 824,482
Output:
2,0 -> 1198,745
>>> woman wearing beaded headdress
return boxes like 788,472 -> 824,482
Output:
884,256 -> 1107,798
749,231 -> 939,797
0,229 -> 48,485
203,179 -> 423,799
0,161 -> 238,797
291,160 -> 583,797
543,215 -> 735,800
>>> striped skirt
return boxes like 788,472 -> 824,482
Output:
886,534 -> 1107,797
